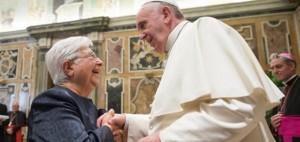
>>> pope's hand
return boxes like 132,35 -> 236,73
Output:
97,109 -> 117,131
109,113 -> 126,129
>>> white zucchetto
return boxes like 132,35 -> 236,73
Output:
141,0 -> 179,7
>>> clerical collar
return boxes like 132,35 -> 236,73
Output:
283,74 -> 298,86
165,20 -> 189,55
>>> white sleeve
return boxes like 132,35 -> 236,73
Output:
125,114 -> 150,142
160,94 -> 267,142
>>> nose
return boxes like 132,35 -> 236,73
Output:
139,33 -> 146,40
95,57 -> 103,66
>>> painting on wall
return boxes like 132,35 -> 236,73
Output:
0,84 -> 16,112
129,36 -> 166,71
0,0 -> 29,31
105,37 -> 124,74
262,20 -> 290,64
0,49 -> 18,79
130,75 -> 160,114
106,78 -> 123,113
99,0 -> 120,17
28,0 -> 52,25
232,24 -> 259,59
1,8 -> 15,30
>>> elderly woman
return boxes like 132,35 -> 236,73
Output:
27,36 -> 117,142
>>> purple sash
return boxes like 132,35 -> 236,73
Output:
279,116 -> 300,142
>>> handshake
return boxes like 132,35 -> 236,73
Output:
97,109 -> 126,142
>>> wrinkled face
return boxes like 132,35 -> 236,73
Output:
70,47 -> 103,90
270,58 -> 295,82
136,4 -> 169,53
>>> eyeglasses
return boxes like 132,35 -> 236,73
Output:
70,51 -> 98,61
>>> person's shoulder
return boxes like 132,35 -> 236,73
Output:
33,88 -> 54,99
17,110 -> 26,115
192,16 -> 230,29
32,86 -> 65,102
32,86 -> 77,106
191,16 -> 223,26
195,16 -> 219,22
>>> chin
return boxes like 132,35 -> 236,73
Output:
277,78 -> 284,82
92,80 -> 100,86
94,82 -> 100,86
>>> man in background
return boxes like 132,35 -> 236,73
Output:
270,52 -> 300,142
5,101 -> 26,142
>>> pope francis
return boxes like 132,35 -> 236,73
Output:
99,0 -> 284,141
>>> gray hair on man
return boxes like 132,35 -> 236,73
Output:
45,36 -> 93,85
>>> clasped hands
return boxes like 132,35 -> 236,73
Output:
96,109 -> 123,142
97,109 -> 160,142
6,127 -> 13,135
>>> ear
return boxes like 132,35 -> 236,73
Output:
288,62 -> 296,71
161,6 -> 172,23
62,61 -> 74,77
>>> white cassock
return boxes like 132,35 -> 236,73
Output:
124,17 -> 284,142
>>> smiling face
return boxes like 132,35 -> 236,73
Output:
136,3 -> 170,53
74,47 -> 102,85
270,58 -> 295,82
63,46 -> 103,96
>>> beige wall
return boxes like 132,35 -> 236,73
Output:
1,2 -> 300,140
0,11 -> 299,116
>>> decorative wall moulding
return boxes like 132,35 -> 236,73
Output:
26,17 -> 110,39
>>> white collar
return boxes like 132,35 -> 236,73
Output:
165,20 -> 189,55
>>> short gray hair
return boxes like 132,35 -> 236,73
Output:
45,36 -> 93,85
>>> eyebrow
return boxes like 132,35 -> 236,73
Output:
137,20 -> 147,31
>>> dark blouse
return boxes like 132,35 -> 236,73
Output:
27,86 -> 113,142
